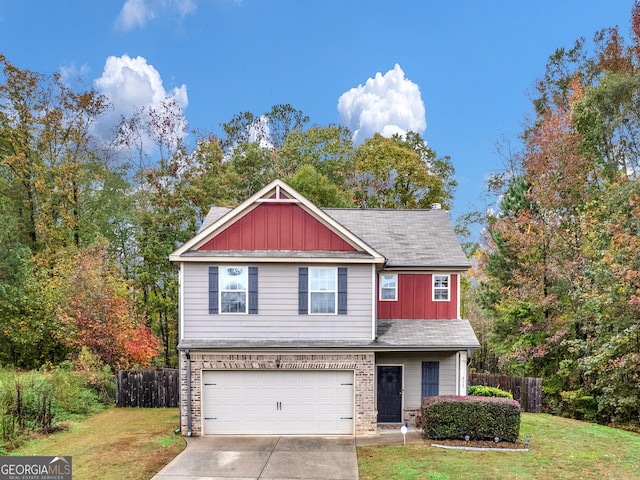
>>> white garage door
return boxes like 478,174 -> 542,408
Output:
202,370 -> 354,435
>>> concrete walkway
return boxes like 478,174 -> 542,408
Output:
356,427 -> 424,447
151,435 -> 358,480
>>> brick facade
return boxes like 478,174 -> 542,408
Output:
180,351 -> 377,436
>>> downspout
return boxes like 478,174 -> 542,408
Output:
185,349 -> 192,437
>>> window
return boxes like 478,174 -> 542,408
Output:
421,361 -> 439,397
209,266 -> 258,314
380,274 -> 397,301
433,274 -> 450,301
220,266 -> 248,313
298,267 -> 347,315
310,267 -> 337,314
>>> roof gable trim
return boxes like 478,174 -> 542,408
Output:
170,180 -> 384,262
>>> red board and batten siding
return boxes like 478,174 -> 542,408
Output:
377,273 -> 459,319
198,203 -> 356,252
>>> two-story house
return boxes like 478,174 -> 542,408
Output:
170,179 -> 479,436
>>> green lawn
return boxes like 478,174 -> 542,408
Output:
358,414 -> 640,480
7,408 -> 185,480
5,409 -> 639,480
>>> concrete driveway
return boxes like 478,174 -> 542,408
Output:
151,435 -> 358,480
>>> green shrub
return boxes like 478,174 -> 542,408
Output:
468,385 -> 513,399
422,395 -> 521,442
560,389 -> 597,422
73,348 -> 116,405
0,358 -> 115,449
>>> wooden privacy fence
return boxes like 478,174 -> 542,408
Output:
116,369 -> 179,408
469,373 -> 542,413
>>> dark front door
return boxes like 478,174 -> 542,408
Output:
377,365 -> 402,423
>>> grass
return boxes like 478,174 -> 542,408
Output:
4,409 -> 640,479
358,413 -> 640,480
6,408 -> 185,480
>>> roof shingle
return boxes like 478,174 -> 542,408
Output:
199,205 -> 469,269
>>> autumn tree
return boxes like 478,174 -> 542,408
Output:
0,55 -> 109,254
477,5 -> 640,425
57,242 -> 159,368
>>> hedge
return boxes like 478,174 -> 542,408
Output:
422,395 -> 521,442
468,385 -> 513,399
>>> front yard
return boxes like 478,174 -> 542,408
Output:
358,413 -> 640,479
7,408 -> 184,480
5,408 -> 640,479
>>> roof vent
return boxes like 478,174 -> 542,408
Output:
431,203 -> 442,210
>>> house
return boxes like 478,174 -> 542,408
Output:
169,179 -> 479,436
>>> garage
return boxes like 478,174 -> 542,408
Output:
202,370 -> 354,435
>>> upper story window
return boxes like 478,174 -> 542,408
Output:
310,267 -> 337,314
380,274 -> 398,301
209,266 -> 258,315
298,267 -> 347,315
220,266 -> 248,313
433,274 -> 450,301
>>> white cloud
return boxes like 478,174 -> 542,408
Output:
337,64 -> 426,145
93,54 -> 188,153
116,0 -> 196,31
116,0 -> 154,30
58,63 -> 91,84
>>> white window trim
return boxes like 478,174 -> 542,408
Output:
220,266 -> 248,314
379,273 -> 398,301
309,266 -> 337,315
432,274 -> 450,302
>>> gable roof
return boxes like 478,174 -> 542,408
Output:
169,180 -> 384,263
196,208 -> 469,271
171,180 -> 470,270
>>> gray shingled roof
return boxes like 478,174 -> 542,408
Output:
177,319 -> 479,351
197,206 -> 470,269
375,319 -> 480,350
325,208 -> 469,269
199,206 -> 232,231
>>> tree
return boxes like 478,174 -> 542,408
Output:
263,103 -> 309,151
219,103 -> 309,153
278,123 -> 354,187
476,5 -> 640,425
0,55 -> 109,254
57,242 -> 159,369
350,133 -> 455,209
285,164 -> 350,207
227,142 -> 278,200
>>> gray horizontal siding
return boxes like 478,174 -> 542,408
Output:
182,263 -> 373,341
376,352 -> 457,409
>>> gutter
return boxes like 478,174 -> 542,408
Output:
185,349 -> 192,437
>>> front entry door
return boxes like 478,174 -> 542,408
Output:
377,366 -> 402,423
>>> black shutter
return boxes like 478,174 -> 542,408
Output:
209,266 -> 219,314
248,266 -> 258,314
298,267 -> 308,314
338,267 -> 347,314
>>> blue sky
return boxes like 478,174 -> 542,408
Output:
0,0 -> 636,224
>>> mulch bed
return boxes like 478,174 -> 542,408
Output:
427,438 -> 525,449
